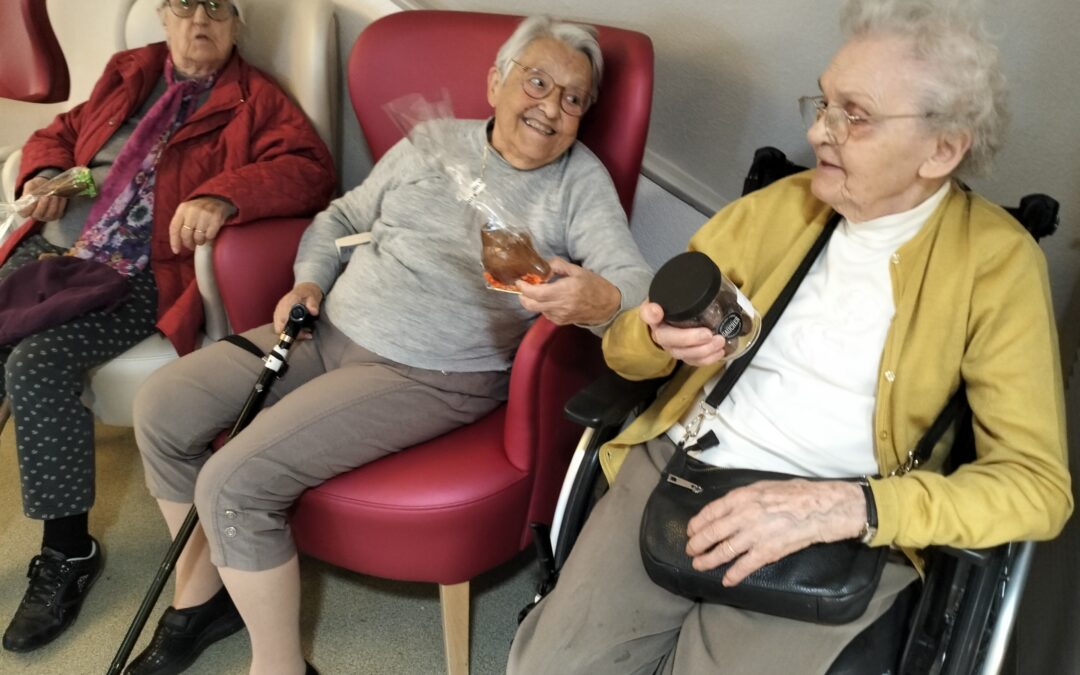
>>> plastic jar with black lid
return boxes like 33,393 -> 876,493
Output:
648,251 -> 761,361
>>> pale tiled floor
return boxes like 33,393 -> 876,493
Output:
0,421 -> 537,674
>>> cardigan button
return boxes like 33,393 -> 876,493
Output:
890,253 -> 901,265
884,370 -> 896,383
879,429 -> 889,440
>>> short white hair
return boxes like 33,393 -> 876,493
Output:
494,16 -> 603,102
841,0 -> 1007,176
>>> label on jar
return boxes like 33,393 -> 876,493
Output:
716,312 -> 743,338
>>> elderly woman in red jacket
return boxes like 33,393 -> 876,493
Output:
0,0 -> 335,654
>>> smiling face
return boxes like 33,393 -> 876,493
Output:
809,34 -> 962,222
487,37 -> 593,170
161,2 -> 238,78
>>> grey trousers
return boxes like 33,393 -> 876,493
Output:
508,436 -> 919,675
134,319 -> 509,571
0,234 -> 159,519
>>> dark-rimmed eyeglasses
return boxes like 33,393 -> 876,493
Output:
166,0 -> 237,22
510,59 -> 592,117
798,95 -> 936,144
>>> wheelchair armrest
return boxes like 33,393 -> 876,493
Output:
563,368 -> 670,428
934,545 -> 999,567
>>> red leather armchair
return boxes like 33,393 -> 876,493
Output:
0,0 -> 70,103
214,11 -> 653,674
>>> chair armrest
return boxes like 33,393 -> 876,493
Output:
195,242 -> 230,340
564,367 -> 670,428
210,217 -> 311,334
1,147 -> 21,203
934,545 -> 998,567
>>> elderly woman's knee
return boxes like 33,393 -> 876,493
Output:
132,359 -> 184,429
6,337 -> 75,389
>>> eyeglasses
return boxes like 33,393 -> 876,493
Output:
798,95 -> 935,144
509,59 -> 592,117
166,0 -> 237,22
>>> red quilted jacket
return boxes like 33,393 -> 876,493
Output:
4,42 -> 337,355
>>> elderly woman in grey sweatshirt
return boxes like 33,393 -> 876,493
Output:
129,15 -> 651,675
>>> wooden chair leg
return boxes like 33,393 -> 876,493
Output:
439,581 -> 470,675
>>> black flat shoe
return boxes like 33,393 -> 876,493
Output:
306,662 -> 319,675
124,587 -> 245,675
2,538 -> 103,652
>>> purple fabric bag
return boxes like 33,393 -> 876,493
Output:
0,256 -> 129,346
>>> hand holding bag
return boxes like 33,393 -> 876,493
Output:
641,451 -> 887,624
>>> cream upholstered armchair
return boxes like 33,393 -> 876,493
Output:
1,0 -> 338,425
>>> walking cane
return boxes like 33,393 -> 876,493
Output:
107,303 -> 315,674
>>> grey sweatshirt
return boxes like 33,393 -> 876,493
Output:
294,119 -> 651,372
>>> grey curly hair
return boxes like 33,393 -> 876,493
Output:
841,0 -> 1007,176
494,16 -> 604,102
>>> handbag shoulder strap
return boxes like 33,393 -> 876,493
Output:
696,209 -> 969,471
892,384 -> 969,476
704,212 -> 841,409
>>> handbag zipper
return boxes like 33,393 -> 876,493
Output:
665,473 -> 703,494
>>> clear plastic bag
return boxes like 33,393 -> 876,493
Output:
0,167 -> 98,246
383,93 -> 551,294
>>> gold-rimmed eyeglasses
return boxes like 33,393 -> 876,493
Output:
510,59 -> 592,117
798,95 -> 936,144
166,0 -> 237,22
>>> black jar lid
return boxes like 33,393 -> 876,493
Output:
649,251 -> 722,322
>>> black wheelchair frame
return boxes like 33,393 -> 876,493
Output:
524,146 -> 1060,675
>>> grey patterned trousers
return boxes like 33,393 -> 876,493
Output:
0,234 -> 159,520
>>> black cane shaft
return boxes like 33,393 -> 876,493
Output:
106,506 -> 200,674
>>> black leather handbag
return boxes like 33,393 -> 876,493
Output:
639,213 -> 955,624
640,452 -> 888,624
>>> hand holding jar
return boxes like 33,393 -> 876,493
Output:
647,251 -> 761,362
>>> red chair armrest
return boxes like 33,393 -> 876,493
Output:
212,217 -> 310,334
504,318 -> 603,528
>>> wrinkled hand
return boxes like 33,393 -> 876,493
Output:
516,257 -> 621,326
639,301 -> 728,366
18,177 -> 68,221
685,479 -> 867,586
169,197 -> 237,253
273,282 -> 323,338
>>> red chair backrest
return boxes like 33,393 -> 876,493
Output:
348,10 -> 653,217
0,0 -> 70,103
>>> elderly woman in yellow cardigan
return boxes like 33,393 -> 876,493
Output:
508,0 -> 1072,673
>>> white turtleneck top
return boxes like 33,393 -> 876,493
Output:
667,182 -> 951,477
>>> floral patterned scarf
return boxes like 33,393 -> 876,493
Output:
69,55 -> 217,276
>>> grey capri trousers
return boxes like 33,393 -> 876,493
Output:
134,319 -> 508,572
508,436 -> 919,675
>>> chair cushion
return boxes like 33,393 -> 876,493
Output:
291,410 -> 534,585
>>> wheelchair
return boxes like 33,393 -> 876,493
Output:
522,146 -> 1061,675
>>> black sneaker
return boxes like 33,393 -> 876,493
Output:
2,538 -> 103,652
124,586 -> 245,675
